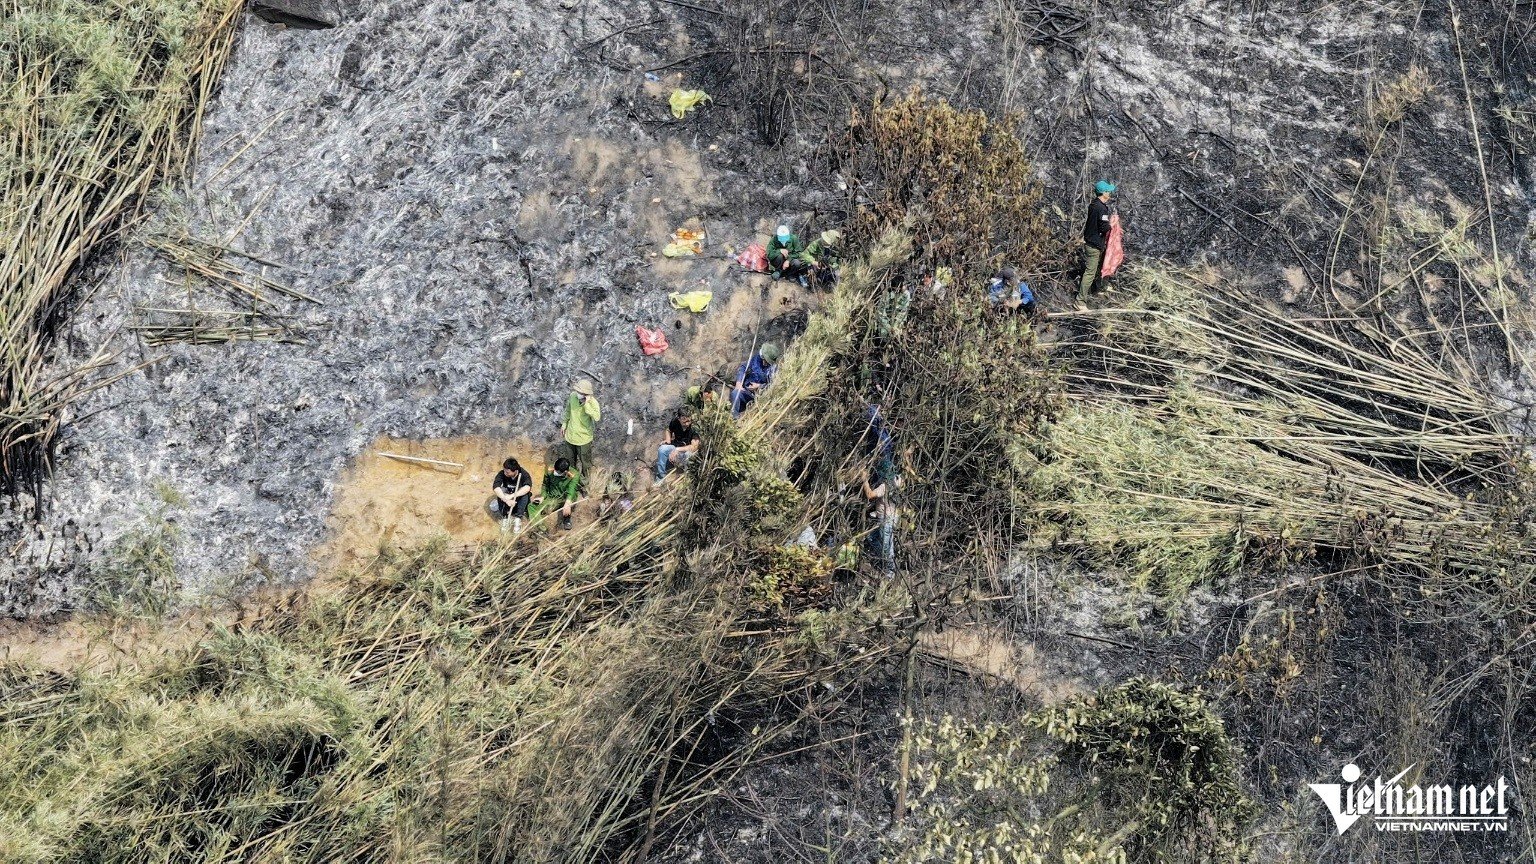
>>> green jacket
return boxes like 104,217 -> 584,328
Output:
767,235 -> 804,268
562,392 -> 600,446
530,469 -> 581,521
801,238 -> 839,267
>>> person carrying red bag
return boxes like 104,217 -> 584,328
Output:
1078,180 -> 1119,308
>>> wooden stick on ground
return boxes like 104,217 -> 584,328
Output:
376,451 -> 466,470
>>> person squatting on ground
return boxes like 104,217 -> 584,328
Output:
731,342 -> 780,418
530,457 -> 581,530
684,384 -> 719,411
801,229 -> 842,288
767,224 -> 810,286
987,267 -> 1038,317
1079,180 -> 1116,306
655,410 -> 700,481
561,379 -> 600,488
490,457 -> 533,535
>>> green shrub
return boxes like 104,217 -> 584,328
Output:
889,680 -> 1251,864
1036,679 -> 1253,862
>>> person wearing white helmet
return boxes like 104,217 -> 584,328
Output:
766,224 -> 810,286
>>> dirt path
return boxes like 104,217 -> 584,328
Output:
917,624 -> 1084,704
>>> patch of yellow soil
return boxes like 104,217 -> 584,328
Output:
567,135 -> 715,207
0,617 -> 163,671
918,624 -> 1084,704
321,435 -> 545,573
662,275 -> 812,376
0,587 -> 297,673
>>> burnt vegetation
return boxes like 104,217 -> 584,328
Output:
5,0 -> 1536,862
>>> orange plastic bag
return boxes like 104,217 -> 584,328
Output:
636,326 -> 669,356
1101,214 -> 1125,277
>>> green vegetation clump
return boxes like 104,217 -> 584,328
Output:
1038,679 -> 1253,862
888,680 -> 1250,864
747,544 -> 834,614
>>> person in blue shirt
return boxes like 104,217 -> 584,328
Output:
986,267 -> 1038,317
731,342 -> 780,417
862,454 -> 898,579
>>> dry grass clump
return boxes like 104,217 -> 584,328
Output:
0,231 -> 931,862
1366,65 -> 1434,128
839,94 -> 1055,287
1027,265 -> 1535,600
0,0 -> 241,492
0,466 -> 893,862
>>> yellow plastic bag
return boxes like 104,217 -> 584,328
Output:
668,290 -> 713,312
669,88 -> 711,119
662,241 -> 702,257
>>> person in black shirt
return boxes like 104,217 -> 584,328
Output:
1079,180 -> 1116,306
490,457 -> 533,535
655,411 -> 700,481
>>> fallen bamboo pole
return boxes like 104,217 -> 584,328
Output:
376,451 -> 466,470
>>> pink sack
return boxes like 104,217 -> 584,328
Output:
1101,214 -> 1125,278
735,242 -> 769,273
636,326 -> 668,356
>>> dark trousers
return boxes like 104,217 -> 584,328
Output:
565,441 -> 592,490
771,256 -> 810,280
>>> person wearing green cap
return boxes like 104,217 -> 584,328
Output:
1079,180 -> 1116,306
561,379 -> 601,486
731,342 -> 780,417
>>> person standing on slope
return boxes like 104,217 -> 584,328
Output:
1078,180 -> 1116,308
561,379 -> 600,491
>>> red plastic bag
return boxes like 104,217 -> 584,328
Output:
1101,214 -> 1125,278
636,326 -> 668,356
735,242 -> 769,273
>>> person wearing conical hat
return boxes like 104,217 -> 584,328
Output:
731,342 -> 780,418
802,229 -> 843,288
561,379 -> 601,487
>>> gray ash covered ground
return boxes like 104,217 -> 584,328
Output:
1,0 -> 850,613
7,0 -> 1529,613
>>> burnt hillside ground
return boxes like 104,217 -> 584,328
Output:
1,0 -> 1533,858
4,0 -> 1527,610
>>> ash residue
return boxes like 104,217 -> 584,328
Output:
2,0 -> 1530,635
